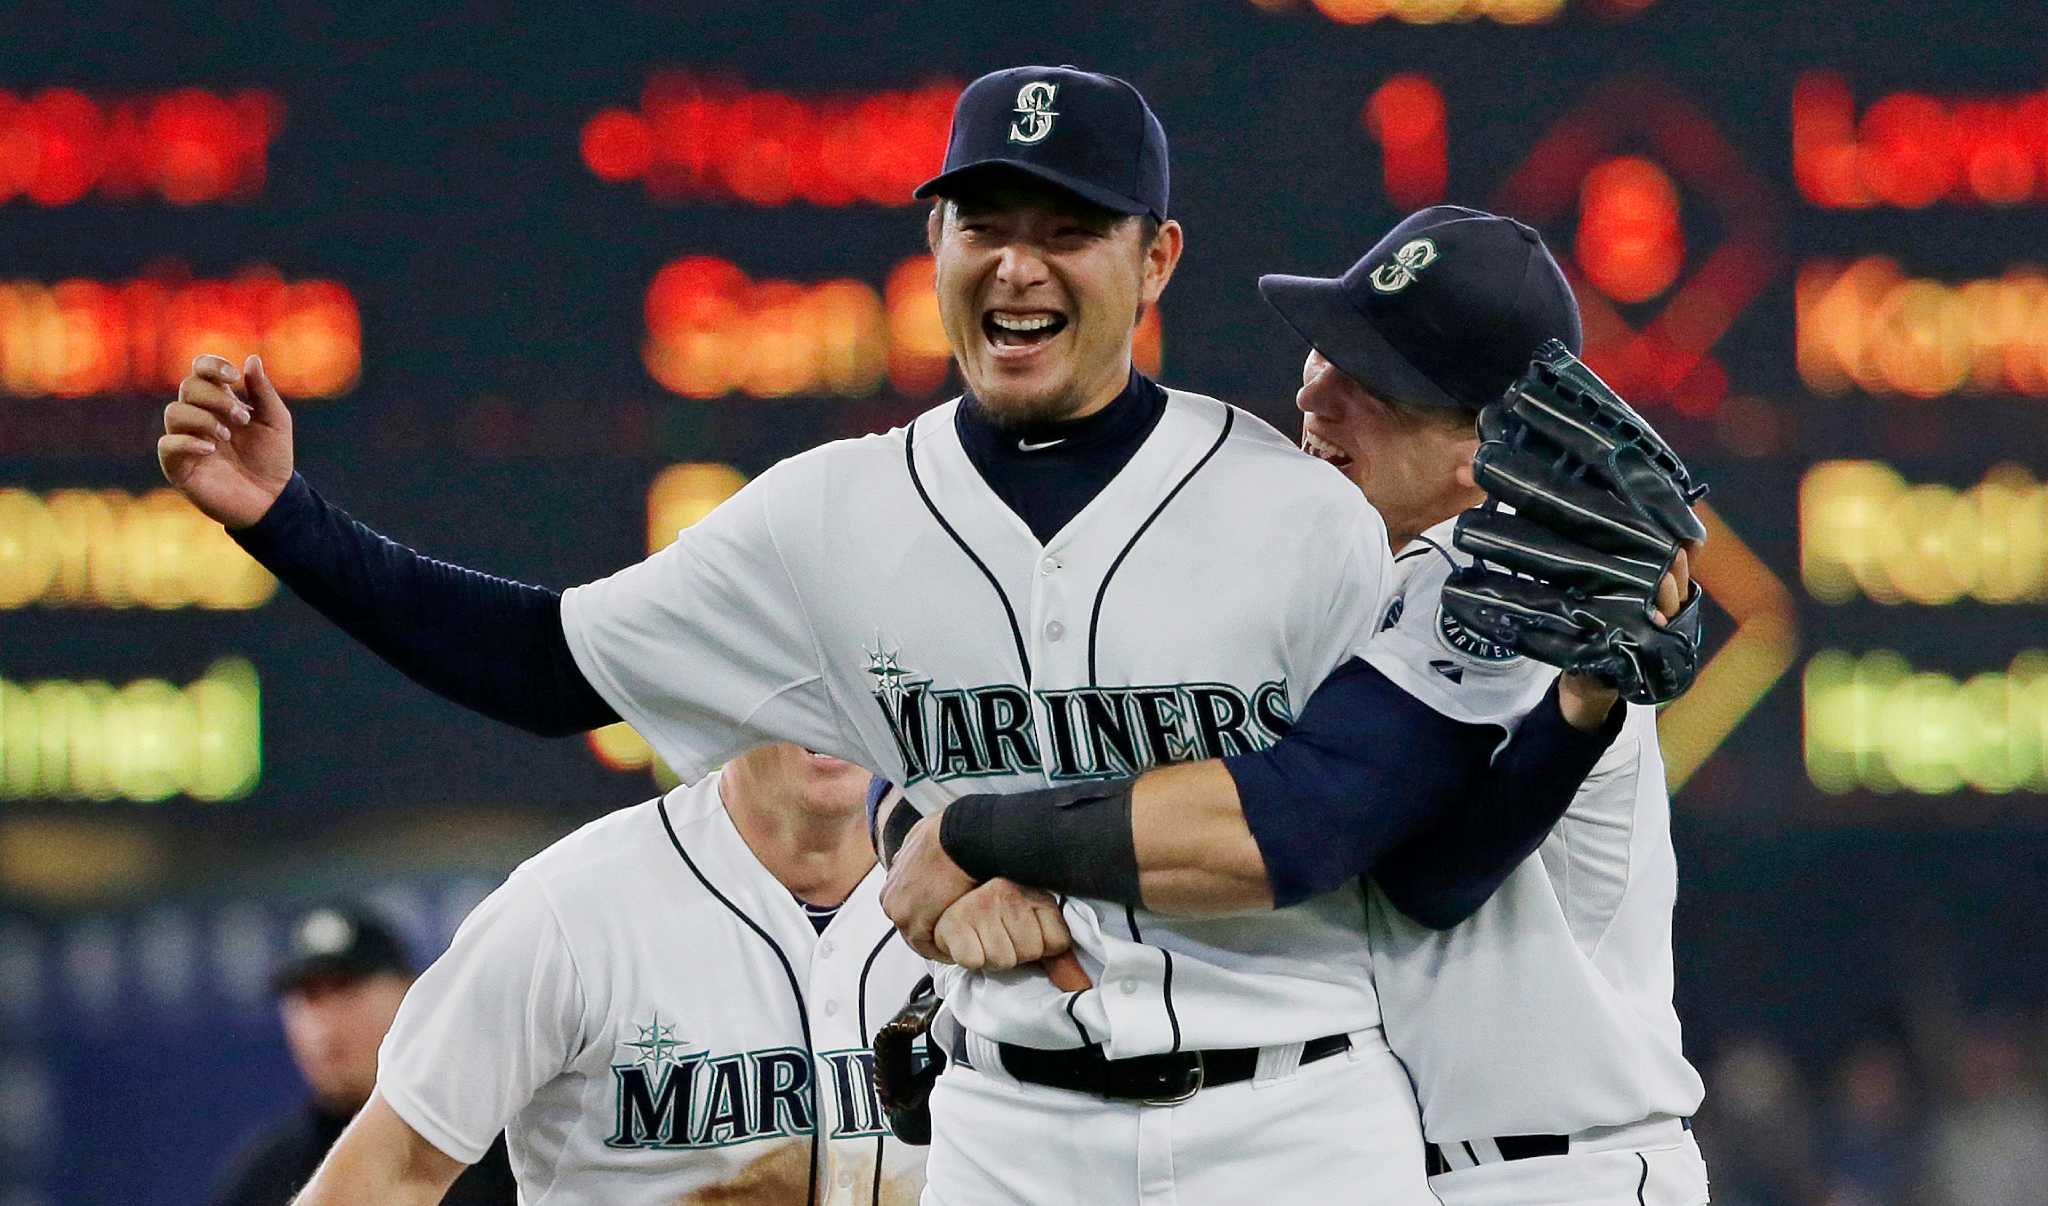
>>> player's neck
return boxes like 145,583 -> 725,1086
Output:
718,775 -> 875,907
1386,489 -> 1487,552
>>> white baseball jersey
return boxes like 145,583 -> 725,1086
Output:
377,774 -> 930,1205
561,389 -> 1394,1058
1361,518 -> 1706,1145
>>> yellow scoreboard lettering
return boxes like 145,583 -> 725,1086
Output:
1800,462 -> 2048,606
1805,650 -> 2048,795
0,486 -> 277,610
0,658 -> 261,803
645,463 -> 749,553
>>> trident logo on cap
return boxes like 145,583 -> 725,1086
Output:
1008,81 -> 1060,145
1369,238 -> 1440,294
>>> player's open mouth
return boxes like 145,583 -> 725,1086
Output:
983,309 -> 1069,352
1303,429 -> 1355,471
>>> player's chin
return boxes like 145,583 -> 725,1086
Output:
803,752 -> 873,801
970,374 -> 1075,426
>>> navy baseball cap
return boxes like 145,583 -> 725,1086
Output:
1258,205 -> 1582,412
915,65 -> 1169,219
271,903 -> 413,994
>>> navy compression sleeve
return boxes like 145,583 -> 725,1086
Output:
1223,658 -> 1497,908
230,473 -> 619,736
1223,657 -> 1621,913
1372,688 -> 1623,929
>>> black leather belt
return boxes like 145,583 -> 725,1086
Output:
1427,1117 -> 1692,1175
995,1033 -> 1351,1104
1426,1135 -> 1568,1175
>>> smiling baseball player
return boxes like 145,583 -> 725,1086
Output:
887,208 -> 1712,1204
160,68 -> 1689,1205
1263,212 -> 1711,1205
291,745 -> 931,1205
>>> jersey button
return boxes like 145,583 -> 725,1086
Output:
1045,620 -> 1066,642
824,999 -> 840,1017
1040,556 -> 1061,575
1119,978 -> 1137,995
818,939 -> 835,958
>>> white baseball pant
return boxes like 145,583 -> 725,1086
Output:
1424,1118 -> 1709,1205
920,1029 -> 1437,1206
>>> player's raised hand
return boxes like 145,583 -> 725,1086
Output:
1557,540 -> 1702,729
158,353 -> 296,528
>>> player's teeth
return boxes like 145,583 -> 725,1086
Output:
990,313 -> 1059,332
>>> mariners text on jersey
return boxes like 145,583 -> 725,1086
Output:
607,1042 -> 888,1151
868,648 -> 1293,786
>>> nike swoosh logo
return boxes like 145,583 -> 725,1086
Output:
1017,437 -> 1066,452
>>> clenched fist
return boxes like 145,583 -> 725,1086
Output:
158,354 -> 296,528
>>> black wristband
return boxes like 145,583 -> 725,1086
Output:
938,779 -> 1142,904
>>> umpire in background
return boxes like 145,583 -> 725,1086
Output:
207,902 -> 516,1206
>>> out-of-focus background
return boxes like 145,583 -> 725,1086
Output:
2,2 -> 2045,1202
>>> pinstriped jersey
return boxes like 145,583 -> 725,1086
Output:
376,774 -> 930,1205
561,389 -> 1394,1057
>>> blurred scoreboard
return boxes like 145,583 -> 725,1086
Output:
2,0 -> 2044,829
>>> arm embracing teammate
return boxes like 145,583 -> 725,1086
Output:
891,208 -> 1713,1206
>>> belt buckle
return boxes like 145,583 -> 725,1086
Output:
1142,1052 -> 1205,1105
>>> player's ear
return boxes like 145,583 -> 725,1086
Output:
926,201 -> 946,253
1139,219 -> 1183,308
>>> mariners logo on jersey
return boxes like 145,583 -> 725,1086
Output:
1007,81 -> 1059,144
866,638 -> 1291,786
1434,604 -> 1522,664
607,1013 -> 888,1151
1369,238 -> 1439,294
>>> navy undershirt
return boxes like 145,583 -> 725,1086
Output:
954,367 -> 1169,544
794,893 -> 841,935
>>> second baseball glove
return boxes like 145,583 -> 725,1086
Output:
871,976 -> 948,1145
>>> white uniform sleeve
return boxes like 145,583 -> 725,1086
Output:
560,460 -> 849,781
377,872 -> 585,1165
1362,541 -> 1554,728
1311,494 -> 1395,675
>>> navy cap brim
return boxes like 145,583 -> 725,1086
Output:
1257,273 -> 1469,412
914,159 -> 1151,217
271,953 -> 390,995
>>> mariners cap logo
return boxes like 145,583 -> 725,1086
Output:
1369,237 -> 1440,294
1007,81 -> 1060,145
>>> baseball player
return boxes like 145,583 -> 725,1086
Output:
874,211 -> 1709,1206
1278,210 -> 1711,1205
158,67 -> 1692,1204
290,744 -> 931,1205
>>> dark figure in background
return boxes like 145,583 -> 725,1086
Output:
206,903 -> 517,1206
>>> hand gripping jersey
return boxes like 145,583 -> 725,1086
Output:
1361,518 -> 1706,1145
376,775 -> 930,1206
561,390 -> 1393,1057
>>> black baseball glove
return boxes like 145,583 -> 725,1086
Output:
1442,340 -> 1709,705
871,975 -> 947,1145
